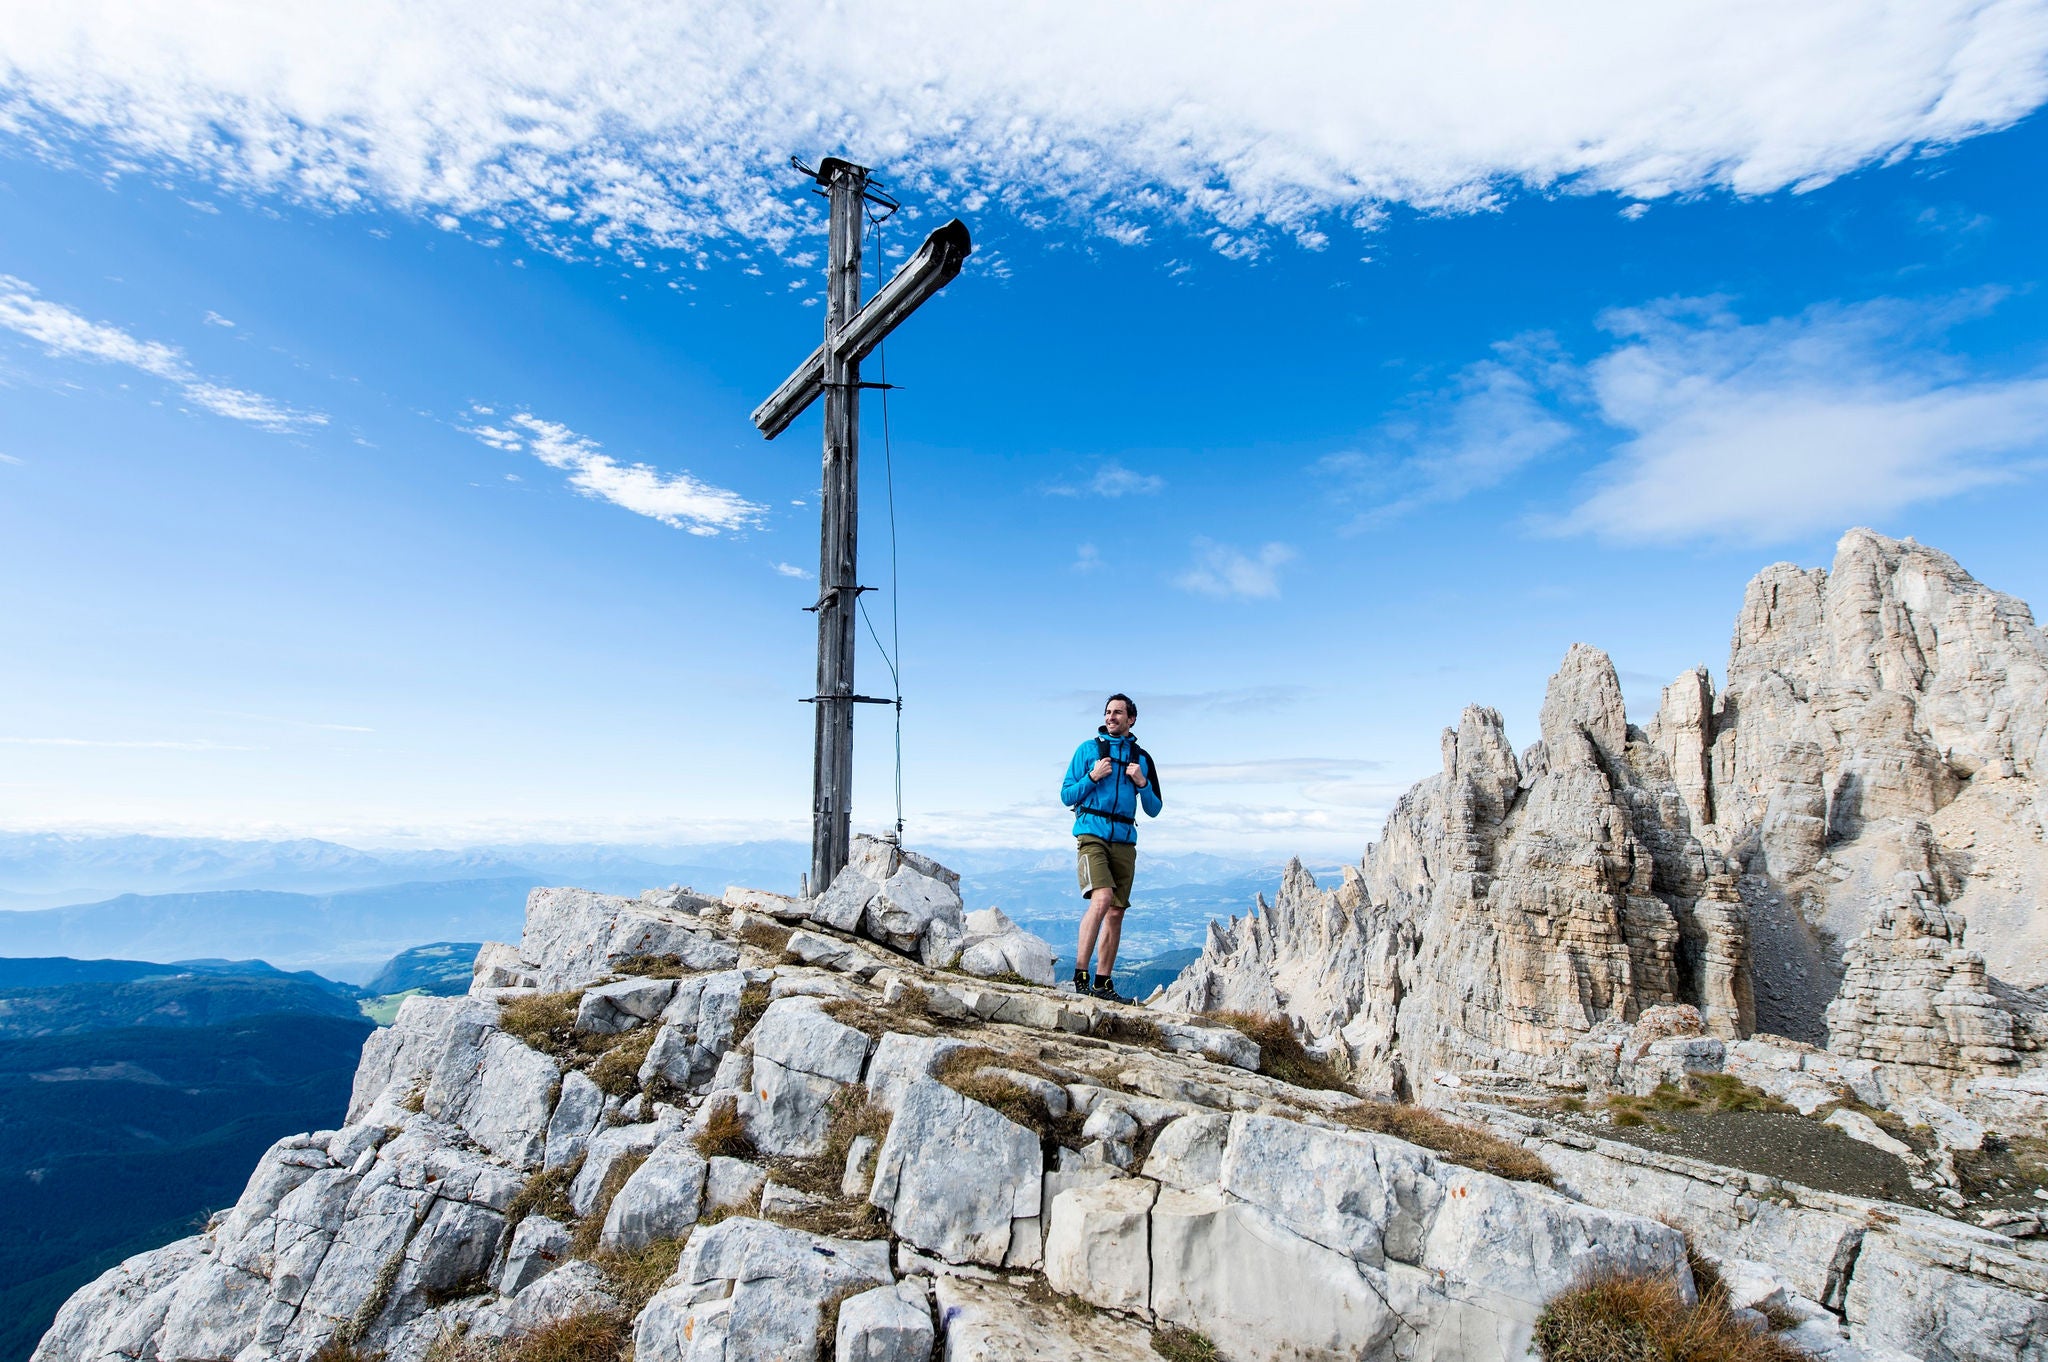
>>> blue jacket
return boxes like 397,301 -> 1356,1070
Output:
1062,730 -> 1162,844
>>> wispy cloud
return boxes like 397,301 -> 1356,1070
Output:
1174,538 -> 1296,600
772,561 -> 811,579
1072,543 -> 1102,573
1350,293 -> 2048,544
0,452 -> 21,466
1322,344 -> 1576,527
1172,758 -> 1388,784
1554,296 -> 2048,542
2,5 -> 2041,260
1048,461 -> 1165,498
465,411 -> 765,535
0,275 -> 324,433
202,310 -> 234,327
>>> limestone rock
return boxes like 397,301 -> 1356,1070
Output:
1161,529 -> 2048,1108
1042,1178 -> 1157,1317
1142,1113 -> 1230,1190
1150,1186 -> 1401,1362
646,1217 -> 892,1362
835,1280 -> 934,1362
498,1214 -> 570,1295
869,1077 -> 1040,1265
705,1155 -> 768,1213
929,1273 -> 1154,1362
955,907 -> 1058,985
810,836 -> 967,964
599,1135 -> 706,1251
519,885 -> 736,988
1825,886 -> 2030,1083
543,1069 -> 605,1171
739,996 -> 870,1156
574,976 -> 677,1034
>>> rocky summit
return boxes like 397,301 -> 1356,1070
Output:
33,527 -> 2048,1362
1165,529 -> 2048,1092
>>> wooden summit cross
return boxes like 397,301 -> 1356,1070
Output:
751,156 -> 971,895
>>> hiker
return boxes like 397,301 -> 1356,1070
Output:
1060,692 -> 1162,1002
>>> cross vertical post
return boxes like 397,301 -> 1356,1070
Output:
751,156 -> 971,896
812,159 -> 866,895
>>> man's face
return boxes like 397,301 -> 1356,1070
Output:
1103,701 -> 1132,736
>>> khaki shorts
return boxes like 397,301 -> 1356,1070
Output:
1076,835 -> 1137,910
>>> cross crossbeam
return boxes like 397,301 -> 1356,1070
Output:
753,157 -> 971,894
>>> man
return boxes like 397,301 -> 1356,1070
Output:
1060,692 -> 1162,1001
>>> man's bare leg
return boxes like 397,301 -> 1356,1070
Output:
1076,886 -> 1118,979
1095,905 -> 1125,980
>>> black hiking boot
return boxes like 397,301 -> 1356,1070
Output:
1090,975 -> 1129,1004
1071,967 -> 1091,993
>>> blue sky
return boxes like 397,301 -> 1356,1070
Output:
3,4 -> 2047,857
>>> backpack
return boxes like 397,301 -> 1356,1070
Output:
1095,735 -> 1164,800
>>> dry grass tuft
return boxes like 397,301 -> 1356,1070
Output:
613,952 -> 696,979
693,1094 -> 757,1161
1336,1101 -> 1554,1185
497,991 -> 591,1059
731,983 -> 773,1048
568,1153 -> 647,1257
822,994 -> 941,1037
1212,1010 -> 1349,1092
767,1085 -> 893,1200
762,1195 -> 891,1241
1151,1326 -> 1221,1361
421,1323 -> 497,1362
587,1027 -> 656,1098
586,1235 -> 688,1314
1093,1010 -> 1165,1049
737,919 -> 795,954
933,1047 -> 1084,1146
500,1311 -> 630,1362
1608,1075 -> 1792,1128
1534,1270 -> 1805,1362
507,1154 -> 581,1230
310,1338 -> 386,1362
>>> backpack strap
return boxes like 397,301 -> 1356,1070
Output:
1130,743 -> 1162,798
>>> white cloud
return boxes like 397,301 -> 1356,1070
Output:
772,560 -> 811,579
1323,347 -> 1576,526
466,410 -> 765,534
1354,293 -> 2048,543
1072,543 -> 1102,573
0,274 -> 325,432
1174,538 -> 1296,599
0,452 -> 21,465
1047,461 -> 1165,498
202,309 -> 233,326
1559,297 -> 2048,542
3,3 -> 2043,258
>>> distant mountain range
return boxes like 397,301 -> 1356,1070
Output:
365,942 -> 481,996
0,879 -> 535,982
0,832 -> 814,910
0,968 -> 364,1039
0,831 -> 1323,982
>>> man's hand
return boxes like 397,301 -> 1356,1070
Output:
1127,761 -> 1148,788
1090,757 -> 1114,781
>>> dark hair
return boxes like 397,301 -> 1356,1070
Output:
1105,692 -> 1137,720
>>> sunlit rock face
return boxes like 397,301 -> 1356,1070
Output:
35,849 -> 1704,1362
1163,528 -> 2047,1100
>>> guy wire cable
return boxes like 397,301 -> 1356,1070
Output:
857,200 -> 907,843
